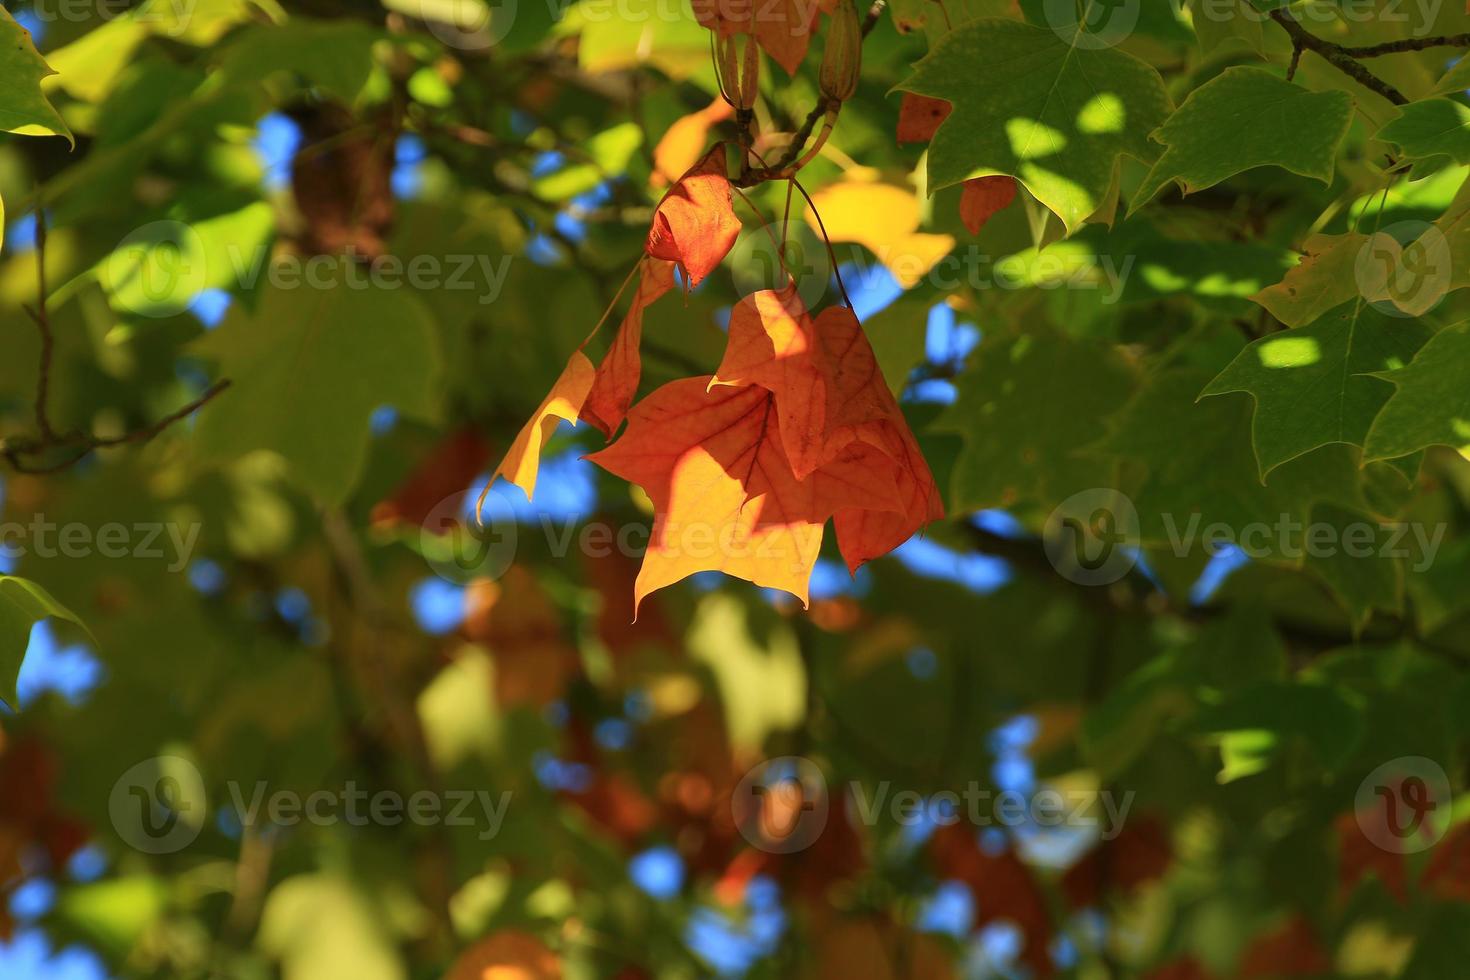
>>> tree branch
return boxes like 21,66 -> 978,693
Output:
1268,9 -> 1408,105
2,212 -> 233,474
733,0 -> 886,187
1341,33 -> 1470,58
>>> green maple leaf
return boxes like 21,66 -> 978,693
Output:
1096,367 -> 1398,548
1376,98 -> 1470,168
0,575 -> 90,710
0,7 -> 73,144
897,17 -> 1172,234
1200,304 -> 1433,476
1301,502 -> 1404,630
1364,321 -> 1470,462
191,282 -> 442,504
935,330 -> 1137,512
1133,67 -> 1353,213
1250,232 -> 1367,329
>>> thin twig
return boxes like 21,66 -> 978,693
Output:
1341,33 -> 1470,58
3,211 -> 234,474
1269,9 -> 1408,105
787,175 -> 852,308
92,381 -> 233,450
23,217 -> 55,443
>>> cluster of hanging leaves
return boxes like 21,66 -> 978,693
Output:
6,0 -> 1470,978
487,143 -> 942,606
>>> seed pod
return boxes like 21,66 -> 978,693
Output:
716,35 -> 740,106
820,0 -> 862,103
716,34 -> 759,110
738,31 -> 759,110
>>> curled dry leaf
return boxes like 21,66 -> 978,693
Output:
482,352 -> 595,505
646,143 -> 742,288
288,102 -> 396,258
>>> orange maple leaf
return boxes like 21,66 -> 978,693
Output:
646,144 -> 741,287
587,377 -> 903,609
481,258 -> 676,509
712,288 -> 944,571
582,257 -> 679,438
959,175 -> 1017,235
482,351 -> 595,505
